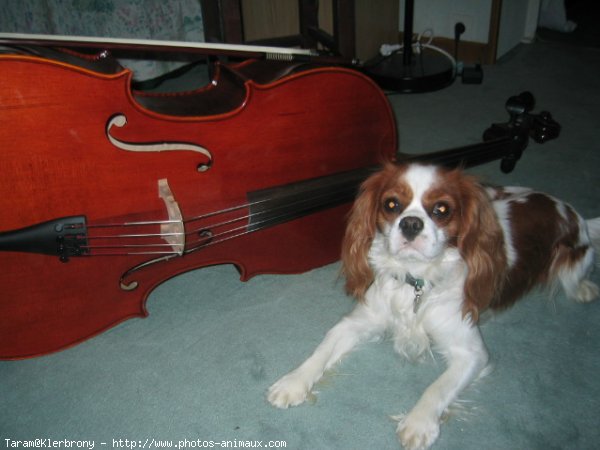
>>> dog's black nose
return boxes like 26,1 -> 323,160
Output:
400,216 -> 424,241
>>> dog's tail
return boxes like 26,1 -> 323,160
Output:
587,217 -> 600,257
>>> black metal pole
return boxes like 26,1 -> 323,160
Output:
403,0 -> 414,66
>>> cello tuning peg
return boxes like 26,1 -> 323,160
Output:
505,92 -> 535,116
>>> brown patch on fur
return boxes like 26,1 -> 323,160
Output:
422,180 -> 461,245
550,204 -> 589,278
492,194 -> 585,309
341,163 -> 410,300
439,169 -> 508,321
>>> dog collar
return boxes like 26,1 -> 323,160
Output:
405,273 -> 425,313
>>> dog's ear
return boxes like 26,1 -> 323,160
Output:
452,172 -> 506,321
341,164 -> 396,300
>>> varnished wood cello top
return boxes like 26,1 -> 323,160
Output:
0,48 -> 397,359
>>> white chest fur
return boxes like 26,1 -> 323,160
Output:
366,246 -> 468,361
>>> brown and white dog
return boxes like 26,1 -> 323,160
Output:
268,163 -> 600,449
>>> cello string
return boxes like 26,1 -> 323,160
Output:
83,181 -> 354,256
87,219 -> 182,228
84,243 -> 181,249
88,184 -> 350,256
179,184 -> 354,253
83,205 -> 313,256
183,182 -> 359,253
183,181 -> 357,237
183,201 -> 332,255
82,251 -> 181,256
85,178 -> 360,243
85,192 -> 275,230
85,177 -> 356,254
87,232 -> 183,240
86,165 -> 370,233
83,144 -> 509,254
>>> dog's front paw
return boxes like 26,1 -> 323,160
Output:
573,280 -> 599,303
396,411 -> 440,450
267,371 -> 312,408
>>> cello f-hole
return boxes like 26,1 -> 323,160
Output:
119,280 -> 139,291
197,160 -> 212,172
119,254 -> 178,292
105,114 -> 214,170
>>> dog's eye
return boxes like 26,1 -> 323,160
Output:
432,202 -> 451,218
383,197 -> 402,213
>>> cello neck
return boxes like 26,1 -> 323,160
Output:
398,136 -> 517,169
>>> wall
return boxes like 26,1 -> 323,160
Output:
496,0 -> 540,58
400,0 -> 493,43
399,0 -> 541,61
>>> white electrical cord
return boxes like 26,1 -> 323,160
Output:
379,28 -> 457,75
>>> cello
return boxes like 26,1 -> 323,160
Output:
0,35 -> 559,359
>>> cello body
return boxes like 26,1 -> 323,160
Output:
0,54 -> 397,359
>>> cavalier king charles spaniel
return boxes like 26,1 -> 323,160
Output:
268,163 -> 600,449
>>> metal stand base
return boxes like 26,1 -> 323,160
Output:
364,48 -> 455,93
